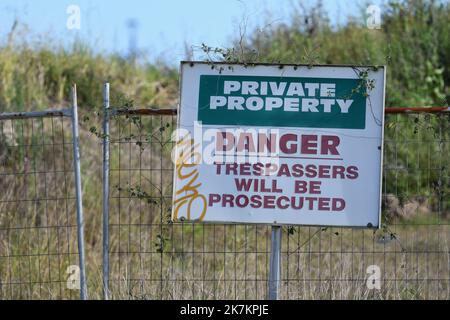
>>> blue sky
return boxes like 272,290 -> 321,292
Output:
0,0 -> 383,64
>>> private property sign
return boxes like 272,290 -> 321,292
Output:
172,62 -> 386,228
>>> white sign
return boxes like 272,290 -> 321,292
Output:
172,62 -> 385,228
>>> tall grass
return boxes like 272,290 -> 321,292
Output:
0,40 -> 178,113
0,0 -> 449,299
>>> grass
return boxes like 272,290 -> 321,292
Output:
1,113 -> 448,300
0,0 -> 449,300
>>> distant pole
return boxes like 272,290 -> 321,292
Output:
71,84 -> 88,300
268,225 -> 282,300
102,82 -> 110,300
127,19 -> 138,61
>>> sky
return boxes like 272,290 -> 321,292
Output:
0,0 -> 384,64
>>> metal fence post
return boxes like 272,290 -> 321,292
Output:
102,82 -> 111,300
268,225 -> 282,300
71,84 -> 88,300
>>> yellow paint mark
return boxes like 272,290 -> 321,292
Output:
173,135 -> 207,222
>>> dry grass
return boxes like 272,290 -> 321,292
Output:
1,114 -> 448,300
0,0 -> 449,298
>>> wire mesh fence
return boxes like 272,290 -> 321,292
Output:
0,113 -> 81,299
0,91 -> 448,300
104,108 -> 449,300
106,110 -> 272,299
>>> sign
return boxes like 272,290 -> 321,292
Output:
172,62 -> 385,228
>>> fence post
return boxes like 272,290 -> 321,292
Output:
268,225 -> 282,300
102,82 -> 111,300
71,84 -> 88,300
